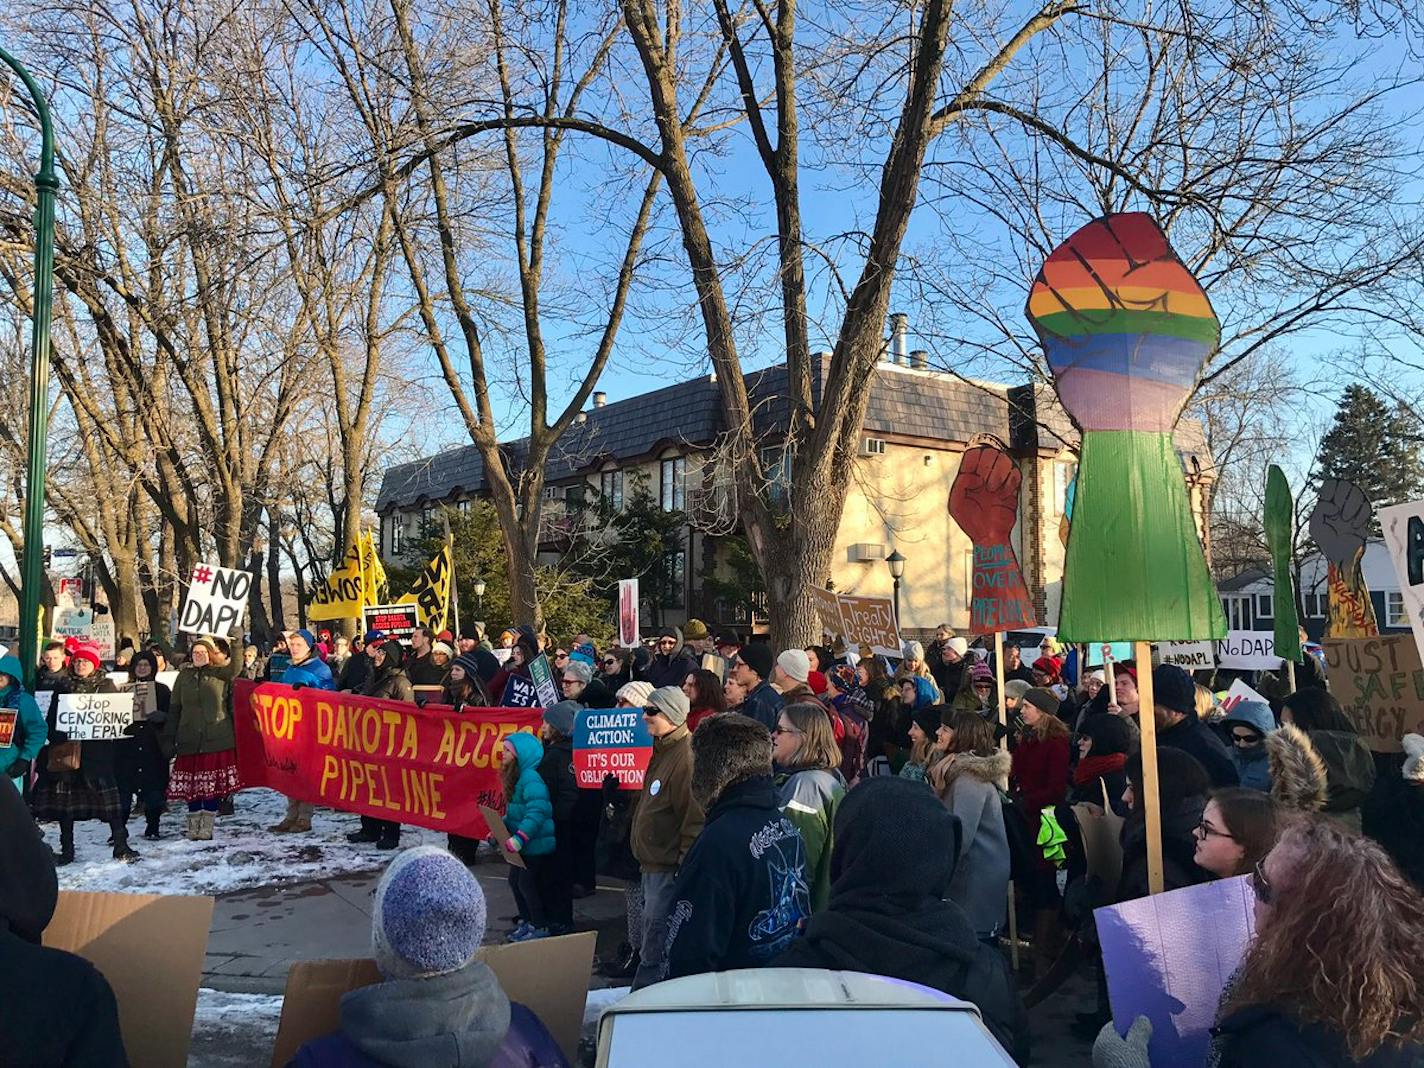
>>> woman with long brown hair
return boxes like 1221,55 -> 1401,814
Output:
927,710 -> 1011,939
771,702 -> 847,911
1217,815 -> 1424,1063
1192,787 -> 1282,880
681,668 -> 727,732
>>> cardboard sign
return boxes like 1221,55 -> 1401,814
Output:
574,706 -> 654,790
362,603 -> 419,643
34,690 -> 54,719
124,680 -> 160,720
267,931 -> 597,1068
838,594 -> 902,658
1310,478 -> 1379,638
90,616 -> 116,662
809,586 -> 845,639
55,691 -> 136,741
1219,678 -> 1270,716
0,709 -> 15,747
1322,635 -> 1424,752
618,578 -> 640,647
528,653 -> 560,707
53,604 -> 93,642
178,562 -> 251,636
501,675 -> 540,708
479,804 -> 527,868
45,891 -> 215,1068
949,442 -> 1038,634
1214,631 -> 1281,670
232,679 -> 542,835
701,652 -> 729,683
1097,876 -> 1256,1068
1157,640 -> 1215,670
1087,642 -> 1133,667
1380,499 -> 1424,662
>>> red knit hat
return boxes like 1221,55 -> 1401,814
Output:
807,670 -> 828,696
69,642 -> 103,672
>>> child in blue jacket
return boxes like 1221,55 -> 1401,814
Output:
501,731 -> 556,942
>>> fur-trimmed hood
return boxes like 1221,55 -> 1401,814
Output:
945,747 -> 1012,784
1267,723 -> 1328,812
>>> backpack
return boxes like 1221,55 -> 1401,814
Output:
830,700 -> 869,786
998,788 -> 1041,884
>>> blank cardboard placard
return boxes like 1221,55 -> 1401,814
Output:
1095,876 -> 1255,1068
481,804 -> 527,868
45,890 -> 215,1068
269,930 -> 597,1067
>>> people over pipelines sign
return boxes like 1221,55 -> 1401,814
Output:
232,680 -> 542,836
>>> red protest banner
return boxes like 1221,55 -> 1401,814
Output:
232,680 -> 543,837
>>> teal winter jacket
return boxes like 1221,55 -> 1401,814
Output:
504,731 -> 556,856
0,655 -> 47,778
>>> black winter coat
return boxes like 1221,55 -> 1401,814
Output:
1215,1004 -> 1424,1067
38,672 -> 122,788
1117,794 -> 1208,902
664,776 -> 810,982
339,653 -> 373,694
538,737 -> 580,823
646,649 -> 697,690
1157,714 -> 1239,788
1362,771 -> 1424,893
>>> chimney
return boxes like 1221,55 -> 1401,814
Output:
576,411 -> 587,424
890,312 -> 909,365
592,391 -> 607,408
910,349 -> 928,370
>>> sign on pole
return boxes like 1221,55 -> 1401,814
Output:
573,707 -> 653,790
178,563 -> 251,636
1380,499 -> 1424,664
55,691 -> 136,741
1158,640 -> 1215,670
1322,635 -> 1424,753
1214,631 -> 1281,671
617,579 -> 640,648
528,654 -> 560,708
837,594 -> 902,658
362,603 -> 420,644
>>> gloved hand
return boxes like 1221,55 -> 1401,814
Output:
1092,1016 -> 1153,1068
504,835 -> 524,854
601,772 -> 621,804
4,758 -> 29,779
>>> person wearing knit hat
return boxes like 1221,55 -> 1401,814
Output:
616,680 -> 655,708
542,700 -> 580,738
730,642 -> 783,732
630,684 -> 704,988
1152,663 -> 1238,788
896,677 -> 940,783
1362,734 -> 1424,892
66,642 -> 104,674
1003,678 -> 1031,711
1012,682 -> 1072,973
646,626 -> 697,689
682,618 -> 710,655
806,670 -> 829,698
30,636 -> 135,864
538,702 -> 585,933
291,846 -> 518,1067
930,635 -> 971,700
773,649 -> 811,689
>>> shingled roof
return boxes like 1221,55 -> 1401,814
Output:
375,356 -> 1208,512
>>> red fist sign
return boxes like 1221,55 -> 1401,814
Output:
949,443 -> 1036,634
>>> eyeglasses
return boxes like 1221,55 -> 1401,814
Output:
561,677 -> 579,686
772,725 -> 803,737
1251,860 -> 1273,904
1231,731 -> 1263,746
1196,818 -> 1235,841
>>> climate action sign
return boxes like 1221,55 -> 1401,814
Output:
573,707 -> 653,790
233,680 -> 542,835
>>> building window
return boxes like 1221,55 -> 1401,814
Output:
1221,595 -> 1251,631
761,445 -> 792,507
1052,461 -> 1077,517
664,549 -> 686,608
392,518 -> 404,556
456,499 -> 470,514
600,470 -> 624,512
1256,593 -> 1274,619
421,506 -> 433,531
862,437 -> 886,456
660,457 -> 686,512
1387,591 -> 1408,628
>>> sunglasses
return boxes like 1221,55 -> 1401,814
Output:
602,659 -> 618,667
1231,731 -> 1262,746
1251,860 -> 1273,904
772,725 -> 802,737
555,652 -> 569,660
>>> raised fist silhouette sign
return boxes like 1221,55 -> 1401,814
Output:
1308,477 -> 1378,637
950,443 -> 1036,633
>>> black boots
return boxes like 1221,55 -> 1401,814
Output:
597,943 -> 640,980
144,810 -> 162,840
376,828 -> 401,851
111,821 -> 140,862
54,823 -> 75,867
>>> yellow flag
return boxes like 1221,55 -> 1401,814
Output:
397,541 -> 452,631
359,529 -> 388,608
307,540 -> 365,621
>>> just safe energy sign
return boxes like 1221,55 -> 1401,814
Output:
573,707 -> 653,790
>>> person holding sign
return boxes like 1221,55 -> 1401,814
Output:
0,654 -> 46,795
162,637 -> 245,842
347,642 -> 416,851
30,642 -> 136,864
269,629 -> 335,835
119,652 -> 171,841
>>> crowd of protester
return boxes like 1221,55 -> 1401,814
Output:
7,617 -> 1424,1066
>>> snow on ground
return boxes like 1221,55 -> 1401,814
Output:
189,988 -> 285,1068
42,788 -> 443,896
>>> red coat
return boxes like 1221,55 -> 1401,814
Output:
1011,732 -> 1070,813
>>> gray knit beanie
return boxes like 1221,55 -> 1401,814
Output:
372,846 -> 487,979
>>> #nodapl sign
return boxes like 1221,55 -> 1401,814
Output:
233,680 -> 542,836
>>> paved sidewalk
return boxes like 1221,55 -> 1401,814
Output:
202,852 -> 631,995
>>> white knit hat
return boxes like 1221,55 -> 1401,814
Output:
776,649 -> 811,683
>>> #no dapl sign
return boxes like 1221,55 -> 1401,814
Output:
179,563 -> 251,636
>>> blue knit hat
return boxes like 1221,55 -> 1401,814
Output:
293,628 -> 317,651
372,846 -> 487,979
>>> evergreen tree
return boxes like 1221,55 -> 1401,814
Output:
1314,385 -> 1424,526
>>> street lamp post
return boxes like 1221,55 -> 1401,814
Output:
886,550 -> 905,628
473,577 -> 486,615
0,47 -> 58,690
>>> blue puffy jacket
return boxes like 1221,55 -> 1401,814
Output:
0,654 -> 46,783
504,731 -> 555,856
1220,699 -> 1275,793
282,655 -> 336,691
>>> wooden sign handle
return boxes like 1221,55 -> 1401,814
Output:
1134,640 -> 1164,895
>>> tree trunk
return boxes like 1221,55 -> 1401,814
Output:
268,511 -> 286,633
757,515 -> 839,651
247,546 -> 272,644
107,553 -> 142,644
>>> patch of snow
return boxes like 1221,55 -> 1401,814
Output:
190,988 -> 285,1068
43,788 -> 444,896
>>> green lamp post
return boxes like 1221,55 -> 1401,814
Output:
0,46 -> 57,690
